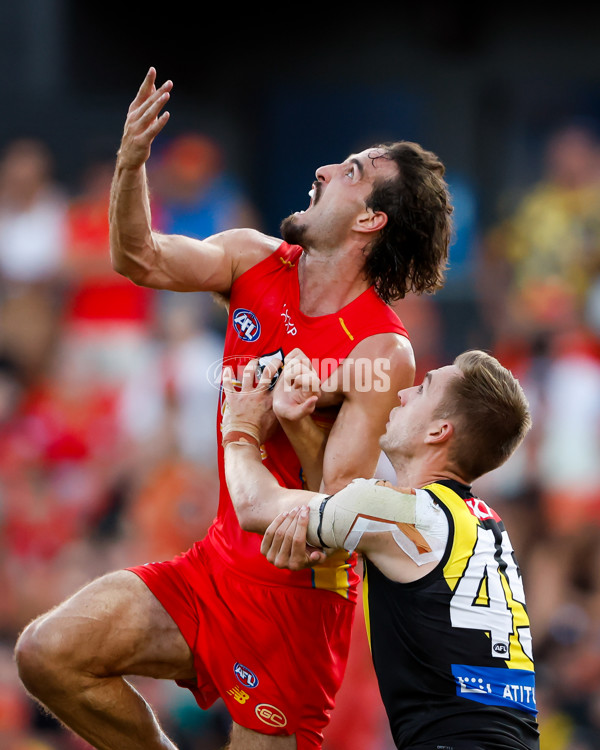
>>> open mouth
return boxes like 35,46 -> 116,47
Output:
298,181 -> 320,214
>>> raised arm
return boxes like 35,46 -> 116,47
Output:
109,67 -> 275,292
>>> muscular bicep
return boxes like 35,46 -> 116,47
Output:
320,393 -> 385,492
124,228 -> 277,292
320,334 -> 415,493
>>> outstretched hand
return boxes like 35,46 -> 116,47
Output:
118,67 -> 173,170
261,506 -> 328,569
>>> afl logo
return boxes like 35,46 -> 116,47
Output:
255,703 -> 287,728
233,662 -> 259,689
233,308 -> 261,342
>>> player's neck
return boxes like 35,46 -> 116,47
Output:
392,455 -> 468,490
297,248 -> 370,316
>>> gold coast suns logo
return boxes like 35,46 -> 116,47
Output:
255,703 -> 288,728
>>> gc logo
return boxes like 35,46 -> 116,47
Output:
255,703 -> 287,728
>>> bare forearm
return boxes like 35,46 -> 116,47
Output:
225,443 -> 317,533
225,443 -> 289,533
320,336 -> 415,494
109,68 -> 173,286
109,162 -> 158,284
320,400 -> 387,495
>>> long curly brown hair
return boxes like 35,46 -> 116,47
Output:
364,141 -> 453,303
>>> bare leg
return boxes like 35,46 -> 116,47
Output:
15,570 -> 196,750
227,722 -> 297,749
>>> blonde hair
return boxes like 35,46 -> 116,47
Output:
436,350 -> 532,481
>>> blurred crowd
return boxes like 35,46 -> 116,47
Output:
1,121 -> 600,750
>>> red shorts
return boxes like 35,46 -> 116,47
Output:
127,538 -> 355,749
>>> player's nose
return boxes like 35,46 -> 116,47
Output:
315,163 -> 335,182
397,385 -> 415,405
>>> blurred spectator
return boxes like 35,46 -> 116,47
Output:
433,169 -> 487,360
480,121 -> 600,349
117,296 -> 223,563
0,138 -> 67,288
535,331 -> 600,534
124,453 -> 220,564
151,132 -> 263,335
0,347 -> 128,625
57,157 -> 157,388
0,139 -> 68,382
117,294 -> 224,468
152,132 -> 261,239
476,121 -> 600,750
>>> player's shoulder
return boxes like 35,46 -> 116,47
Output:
344,331 -> 415,390
223,228 -> 284,279
335,477 -> 416,501
347,329 -> 413,361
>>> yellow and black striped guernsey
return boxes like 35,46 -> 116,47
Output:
363,479 -> 540,750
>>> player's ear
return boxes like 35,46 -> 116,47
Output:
424,420 -> 454,445
354,208 -> 388,235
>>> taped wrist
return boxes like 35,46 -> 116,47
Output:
306,479 -> 417,551
222,421 -> 262,449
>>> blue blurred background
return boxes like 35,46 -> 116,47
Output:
2,3 -> 600,748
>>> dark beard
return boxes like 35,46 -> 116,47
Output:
280,214 -> 308,247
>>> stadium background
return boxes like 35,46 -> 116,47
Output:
2,3 -> 600,748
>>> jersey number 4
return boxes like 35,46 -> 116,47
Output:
449,525 -> 534,667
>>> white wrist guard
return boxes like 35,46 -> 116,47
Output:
307,478 -> 448,565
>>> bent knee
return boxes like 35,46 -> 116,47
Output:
15,614 -> 70,694
15,572 -> 130,690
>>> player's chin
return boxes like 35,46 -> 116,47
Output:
280,213 -> 308,246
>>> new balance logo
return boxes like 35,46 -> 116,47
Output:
227,685 -> 250,704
